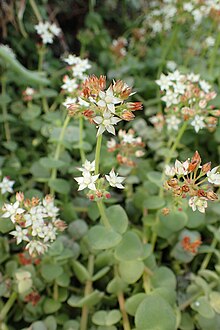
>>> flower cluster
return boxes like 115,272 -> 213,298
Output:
74,159 -> 125,201
164,151 -> 220,213
107,129 -> 145,167
61,54 -> 91,111
183,0 -> 220,26
154,70 -> 219,133
35,21 -> 61,44
110,37 -> 127,59
68,76 -> 142,135
0,177 -> 15,195
1,193 -> 66,256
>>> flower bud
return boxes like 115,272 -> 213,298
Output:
202,162 -> 211,173
206,191 -> 218,201
16,192 -> 24,202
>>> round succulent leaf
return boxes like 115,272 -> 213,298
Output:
118,260 -> 144,284
191,296 -> 215,319
179,312 -> 194,330
44,316 -> 57,330
39,157 -> 65,169
92,310 -> 121,326
106,205 -> 128,234
115,231 -> 144,261
107,276 -> 127,294
31,322 -> 47,330
147,171 -> 163,188
209,291 -> 220,314
151,267 -> 176,291
125,293 -> 147,316
159,210 -> 188,232
63,320 -> 79,330
135,295 -> 176,330
48,178 -> 70,194
186,208 -> 205,228
88,225 -> 122,250
68,219 -> 88,240
152,287 -> 176,306
72,260 -> 91,283
43,298 -> 61,314
41,264 -> 63,282
144,196 -> 165,210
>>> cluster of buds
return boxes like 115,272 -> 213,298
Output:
181,236 -> 202,254
68,75 -> 142,136
61,54 -> 91,111
74,160 -> 125,201
35,21 -> 61,45
107,129 -> 145,167
164,151 -> 220,213
110,37 -> 127,59
22,87 -> 36,102
0,176 -> 15,195
1,193 -> 67,256
154,70 -> 220,133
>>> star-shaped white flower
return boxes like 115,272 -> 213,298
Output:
105,169 -> 125,189
0,177 -> 15,194
2,201 -> 25,223
74,172 -> 99,191
10,226 -> 29,245
207,166 -> 220,185
97,87 -> 121,113
77,160 -> 95,174
174,160 -> 189,175
94,112 -> 121,136
191,115 -> 206,133
189,196 -> 208,213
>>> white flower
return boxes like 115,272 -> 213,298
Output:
97,87 -> 121,113
61,76 -> 78,92
2,201 -> 25,223
26,240 -> 48,256
10,226 -> 29,244
105,169 -> 125,189
207,166 -> 220,185
41,30 -> 53,44
24,87 -> 35,96
42,198 -> 59,218
204,36 -> 215,48
199,80 -> 211,93
107,138 -> 117,149
93,112 -> 121,136
77,160 -> 96,173
191,115 -> 205,133
78,97 -> 89,107
183,2 -> 194,12
161,89 -> 179,107
164,164 -> 175,176
189,196 -> 208,213
74,172 -> 99,191
174,160 -> 189,175
0,177 -> 15,194
49,23 -> 61,36
62,97 -> 76,108
187,73 -> 200,83
35,21 -> 61,44
23,206 -> 46,227
43,223 -> 57,242
166,61 -> 177,72
35,22 -> 49,35
63,54 -> 79,65
156,73 -> 173,91
166,115 -> 181,131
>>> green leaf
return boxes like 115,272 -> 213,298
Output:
31,321 -> 47,330
56,273 -> 70,287
0,218 -> 14,233
92,310 -> 121,326
144,196 -> 165,210
67,290 -> 103,307
191,296 -> 215,319
119,260 -> 144,284
135,295 -> 176,330
106,205 -> 128,234
21,105 -> 41,121
147,171 -> 163,188
186,208 -> 205,228
48,179 -> 70,194
209,291 -> 220,314
92,266 -> 110,282
43,298 -> 61,314
72,260 -> 91,283
41,264 -> 63,282
125,293 -> 147,316
151,267 -> 176,291
39,157 -> 65,169
88,225 -> 122,250
63,320 -> 79,330
115,231 -> 144,261
107,276 -> 127,294
159,210 -> 188,232
44,316 -> 57,330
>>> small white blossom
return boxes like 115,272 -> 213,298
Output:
207,166 -> 220,185
107,138 -> 117,149
78,97 -> 89,107
10,226 -> 29,244
189,196 -> 208,213
161,89 -> 179,107
174,160 -> 189,175
166,60 -> 177,72
62,97 -> 76,108
35,21 -> 61,44
74,172 -> 99,191
204,36 -> 215,48
156,73 -> 173,91
164,164 -> 175,176
0,177 -> 15,194
166,115 -> 181,131
26,240 -> 48,256
97,87 -> 121,113
105,169 -> 125,189
191,115 -> 206,133
2,201 -> 25,223
199,80 -> 211,93
77,160 -> 96,173
94,112 -> 121,136
24,87 -> 35,96
61,76 -> 78,92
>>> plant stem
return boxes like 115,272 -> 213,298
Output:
118,291 -> 131,330
1,76 -> 11,142
97,200 -> 111,229
38,46 -> 49,113
209,28 -> 220,76
79,117 -> 86,163
80,255 -> 94,330
0,292 -> 17,321
95,134 -> 102,175
29,0 -> 42,21
50,115 -> 70,194
200,237 -> 218,271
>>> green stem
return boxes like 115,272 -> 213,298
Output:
38,46 -> 49,113
80,255 -> 94,330
0,292 -> 17,321
50,115 -> 70,194
97,200 -> 111,229
118,291 -> 131,330
95,134 -> 102,175
200,237 -> 218,271
209,28 -> 220,76
1,76 -> 11,142
29,0 -> 42,21
79,117 -> 86,163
